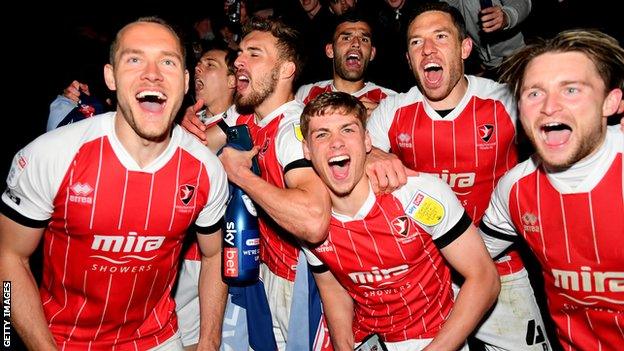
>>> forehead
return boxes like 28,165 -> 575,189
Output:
240,30 -> 279,52
201,49 -> 227,63
335,21 -> 372,36
310,110 -> 362,128
523,51 -> 602,86
119,22 -> 181,54
408,10 -> 456,36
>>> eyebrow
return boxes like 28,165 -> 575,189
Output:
338,30 -> 372,38
119,48 -> 183,62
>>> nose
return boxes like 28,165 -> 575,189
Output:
541,92 -> 562,116
195,64 -> 203,75
421,38 -> 436,56
329,133 -> 345,150
234,55 -> 245,70
142,61 -> 164,82
350,36 -> 361,48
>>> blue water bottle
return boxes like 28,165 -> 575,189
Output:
221,125 -> 261,285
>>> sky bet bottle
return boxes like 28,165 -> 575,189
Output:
221,125 -> 261,285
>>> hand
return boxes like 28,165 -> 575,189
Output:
218,146 -> 259,185
181,99 -> 207,144
365,148 -> 418,194
63,80 -> 90,103
479,6 -> 508,33
359,96 -> 379,119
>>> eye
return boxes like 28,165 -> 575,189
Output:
314,131 -> 328,139
341,35 -> 351,42
342,127 -> 355,134
127,56 -> 140,64
361,37 -> 370,43
436,33 -> 448,40
163,59 -> 175,66
409,38 -> 422,47
565,87 -> 579,95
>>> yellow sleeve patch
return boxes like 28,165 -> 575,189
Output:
294,124 -> 304,142
406,191 -> 445,226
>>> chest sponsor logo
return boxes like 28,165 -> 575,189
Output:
552,266 -> 624,305
478,124 -> 494,143
348,264 -> 409,288
396,133 -> 412,148
432,170 -> 475,196
179,184 -> 196,205
69,182 -> 94,204
521,212 -> 540,233
90,231 -> 164,262
406,191 -> 445,226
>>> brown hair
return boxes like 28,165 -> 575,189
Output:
242,17 -> 304,82
300,92 -> 367,138
499,29 -> 624,100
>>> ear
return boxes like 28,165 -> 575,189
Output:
602,88 -> 623,117
184,69 -> 190,95
325,43 -> 334,59
280,61 -> 296,80
303,138 -> 311,160
461,36 -> 473,60
370,46 -> 376,61
104,64 -> 116,91
405,51 -> 413,71
364,131 -> 372,153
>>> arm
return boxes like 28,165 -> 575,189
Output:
312,270 -> 354,351
0,214 -> 57,350
219,146 -> 331,244
365,147 -> 417,194
195,229 -> 228,351
425,225 -> 500,351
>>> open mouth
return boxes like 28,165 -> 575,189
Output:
540,122 -> 572,146
136,90 -> 167,113
423,62 -> 443,86
195,78 -> 204,92
236,72 -> 250,92
345,52 -> 361,68
328,155 -> 351,180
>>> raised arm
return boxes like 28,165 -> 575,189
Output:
0,214 -> 57,350
219,145 -> 331,244
195,229 -> 228,351
426,224 -> 500,351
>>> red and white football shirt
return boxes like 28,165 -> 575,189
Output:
480,127 -> 624,351
1,112 -> 228,350
305,175 -> 472,342
233,100 -> 308,282
295,80 -> 395,105
367,75 -> 523,276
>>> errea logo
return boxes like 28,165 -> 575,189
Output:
69,182 -> 93,204
397,133 -> 412,148
521,212 -> 540,233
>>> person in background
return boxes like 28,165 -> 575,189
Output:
295,11 -> 396,117
443,0 -> 531,78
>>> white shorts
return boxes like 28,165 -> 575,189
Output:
260,263 -> 294,351
174,259 -> 202,347
474,269 -> 551,351
356,338 -> 469,351
148,332 -> 184,351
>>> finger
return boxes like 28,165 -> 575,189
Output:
79,83 -> 91,96
368,169 -> 380,194
249,146 -> 260,157
405,167 -> 419,177
193,98 -> 204,112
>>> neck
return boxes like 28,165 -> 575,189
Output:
330,175 -> 371,218
427,75 -> 468,110
205,96 -> 234,117
306,3 -> 321,19
255,84 -> 294,120
114,112 -> 171,168
333,75 -> 366,94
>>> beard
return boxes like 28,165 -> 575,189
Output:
117,99 -> 172,143
334,57 -> 367,82
534,126 -> 604,172
235,67 -> 279,110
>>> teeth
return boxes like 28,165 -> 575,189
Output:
424,63 -> 441,69
347,54 -> 360,59
329,155 -> 349,163
136,90 -> 166,100
237,75 -> 249,82
544,122 -> 562,127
